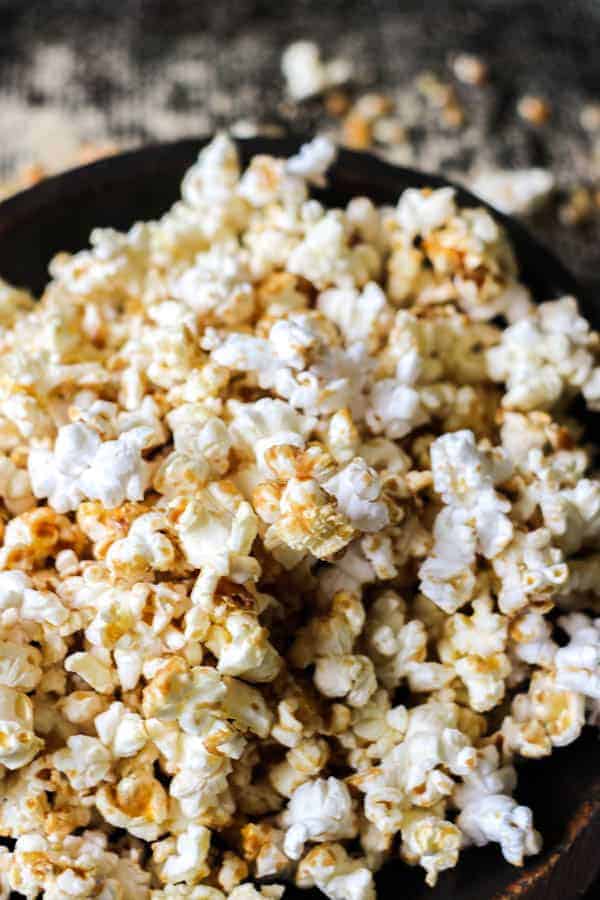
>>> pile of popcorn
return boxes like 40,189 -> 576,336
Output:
0,134 -> 599,900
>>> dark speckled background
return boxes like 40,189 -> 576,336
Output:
0,1 -> 599,897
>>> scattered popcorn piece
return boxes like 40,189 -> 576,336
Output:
471,168 -> 555,216
517,95 -> 551,125
452,53 -> 488,86
282,41 -> 353,101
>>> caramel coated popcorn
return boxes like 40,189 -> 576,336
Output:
0,134 -> 599,898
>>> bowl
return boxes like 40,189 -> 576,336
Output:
0,136 -> 598,900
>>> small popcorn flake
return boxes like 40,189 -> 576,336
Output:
517,95 -> 552,125
452,53 -> 488,86
0,133 -> 597,897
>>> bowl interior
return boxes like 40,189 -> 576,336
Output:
0,137 -> 598,900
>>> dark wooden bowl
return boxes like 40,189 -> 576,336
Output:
0,137 -> 598,900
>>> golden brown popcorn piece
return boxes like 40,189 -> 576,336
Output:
76,500 -> 149,558
0,506 -> 87,570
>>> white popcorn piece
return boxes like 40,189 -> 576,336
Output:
281,777 -> 358,859
439,598 -> 510,712
281,41 -> 353,101
454,746 -> 541,865
400,810 -> 461,887
95,769 -> 169,840
106,511 -> 176,579
470,168 -> 555,216
429,429 -> 513,558
396,187 -> 457,237
554,613 -> 600,698
53,734 -> 112,790
488,297 -> 600,411
288,210 -> 379,290
29,422 -> 152,512
492,528 -> 568,615
0,452 -> 35,514
0,640 -> 42,690
95,701 -> 148,757
173,485 -> 259,579
286,136 -> 338,187
323,458 -> 389,532
419,506 -> 477,614
153,823 -> 211,885
314,654 -> 377,708
0,686 -> 44,769
269,738 -> 330,798
318,282 -> 393,350
65,651 -> 118,695
296,843 -> 376,900
364,590 -> 451,693
457,794 -> 541,865
502,670 -> 585,757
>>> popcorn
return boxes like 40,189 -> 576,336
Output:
29,422 -> 152,512
487,297 -> 600,411
364,590 -> 446,692
554,613 -> 600,698
262,477 -> 355,561
286,136 -> 338,187
95,701 -> 148,757
65,651 -> 118,695
296,843 -> 375,900
400,810 -> 461,887
0,452 -> 34,514
0,640 -> 42,690
106,511 -> 176,579
281,41 -> 353,101
318,281 -> 392,351
314,655 -> 377,708
502,671 -> 585,757
0,686 -> 44,769
269,737 -> 330,797
53,735 -> 112,790
396,187 -> 457,237
1,134 -> 599,893
492,528 -> 568,615
470,168 -> 555,216
95,768 -> 169,840
153,823 -> 211,885
323,458 -> 389,532
281,777 -> 358,859
288,210 -> 379,290
455,748 -> 542,866
439,598 -> 510,711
